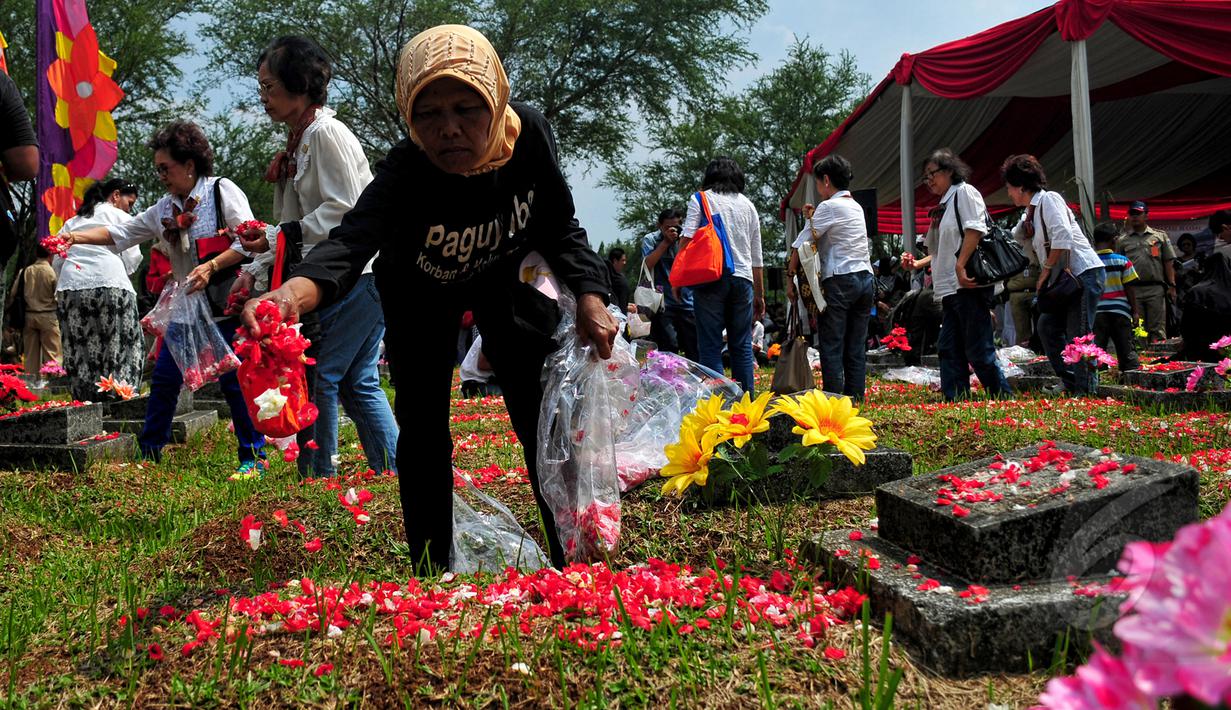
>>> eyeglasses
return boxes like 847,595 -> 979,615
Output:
922,168 -> 942,182
154,164 -> 173,177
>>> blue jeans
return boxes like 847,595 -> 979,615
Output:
1039,267 -> 1105,395
306,273 -> 399,476
693,275 -> 755,392
938,287 -> 1012,401
140,318 -> 265,463
818,271 -> 874,400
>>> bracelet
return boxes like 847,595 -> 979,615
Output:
206,259 -> 219,275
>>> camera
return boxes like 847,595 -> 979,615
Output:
667,226 -> 681,237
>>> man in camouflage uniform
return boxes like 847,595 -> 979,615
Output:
1115,201 -> 1175,342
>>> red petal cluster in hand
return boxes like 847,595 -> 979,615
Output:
224,287 -> 250,316
233,300 -> 318,438
233,220 -> 269,240
40,233 -> 72,258
879,327 -> 912,352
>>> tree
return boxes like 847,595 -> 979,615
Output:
199,0 -> 767,167
605,38 -> 869,264
0,0 -> 195,254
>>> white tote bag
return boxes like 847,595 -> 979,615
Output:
797,239 -> 827,314
633,260 -> 664,314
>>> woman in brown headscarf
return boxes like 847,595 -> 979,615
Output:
244,25 -> 617,572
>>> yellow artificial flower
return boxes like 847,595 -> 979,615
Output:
710,391 -> 774,448
660,416 -> 727,496
682,393 -> 726,433
1133,319 -> 1148,339
770,390 -> 877,465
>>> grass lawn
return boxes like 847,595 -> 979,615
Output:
1,367 -> 1228,708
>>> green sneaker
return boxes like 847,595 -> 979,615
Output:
227,459 -> 268,482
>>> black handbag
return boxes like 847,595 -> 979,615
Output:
200,180 -> 252,318
951,196 -> 1030,285
1034,211 -> 1081,315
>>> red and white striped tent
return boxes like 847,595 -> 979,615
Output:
780,0 -> 1231,240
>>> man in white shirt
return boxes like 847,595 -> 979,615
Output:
792,155 -> 874,400
1212,209 -> 1231,259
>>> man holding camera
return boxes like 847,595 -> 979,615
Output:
640,208 -> 698,360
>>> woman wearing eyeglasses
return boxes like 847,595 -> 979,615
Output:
53,177 -> 143,401
66,121 -> 267,478
918,148 -> 1012,401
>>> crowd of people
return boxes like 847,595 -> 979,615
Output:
3,21 -> 1230,575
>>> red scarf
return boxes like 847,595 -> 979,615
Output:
264,105 -> 324,183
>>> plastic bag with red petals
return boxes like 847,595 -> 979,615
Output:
452,473 -> 549,573
537,290 -> 639,563
160,279 -> 241,390
140,279 -> 180,338
232,300 -> 318,438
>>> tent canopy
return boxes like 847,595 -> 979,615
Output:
781,0 -> 1231,235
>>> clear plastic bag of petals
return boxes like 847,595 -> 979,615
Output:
883,365 -> 942,388
452,475 -> 549,574
139,279 -> 179,338
163,280 -> 240,390
538,290 -> 639,563
615,350 -> 740,492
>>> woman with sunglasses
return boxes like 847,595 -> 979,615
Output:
66,122 -> 267,478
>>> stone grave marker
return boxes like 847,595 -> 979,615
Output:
757,392 -> 913,500
1099,361 -> 1230,411
803,441 -> 1199,676
104,388 -> 217,443
0,401 -> 133,471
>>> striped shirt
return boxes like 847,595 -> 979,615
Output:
1097,249 -> 1138,320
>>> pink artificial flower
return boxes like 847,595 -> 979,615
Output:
1112,503 -> 1231,705
1210,335 -> 1231,351
1185,367 -> 1206,393
1215,358 -> 1231,378
1036,645 -> 1154,709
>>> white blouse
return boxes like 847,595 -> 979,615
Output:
55,204 -> 142,293
108,176 -> 252,281
245,108 -> 375,286
680,190 -> 763,282
926,182 -> 989,301
791,190 -> 872,280
1014,190 -> 1104,277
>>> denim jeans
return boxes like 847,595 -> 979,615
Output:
306,273 -> 399,476
693,275 -> 755,392
938,287 -> 1012,401
140,318 -> 265,463
818,271 -> 874,400
1039,267 -> 1105,394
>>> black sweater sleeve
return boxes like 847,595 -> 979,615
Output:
518,108 -> 609,302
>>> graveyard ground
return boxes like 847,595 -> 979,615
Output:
1,370 -> 1229,708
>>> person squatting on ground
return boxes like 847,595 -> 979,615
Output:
681,157 -> 764,394
640,208 -> 698,361
1003,154 -> 1105,395
233,35 -> 399,479
67,121 -> 268,476
54,178 -> 144,401
921,148 -> 1011,401
1115,201 -> 1174,343
244,25 -> 618,573
1092,222 -> 1140,372
788,155 -> 873,401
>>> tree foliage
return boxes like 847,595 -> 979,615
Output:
200,0 -> 767,166
605,38 -> 869,263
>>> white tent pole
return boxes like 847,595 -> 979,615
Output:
900,84 -> 916,245
1071,39 -> 1096,235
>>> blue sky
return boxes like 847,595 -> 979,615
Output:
181,1 -> 1050,244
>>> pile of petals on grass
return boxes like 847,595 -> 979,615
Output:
155,558 -> 866,658
453,464 -> 530,488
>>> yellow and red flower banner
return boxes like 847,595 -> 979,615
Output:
35,0 -> 123,237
